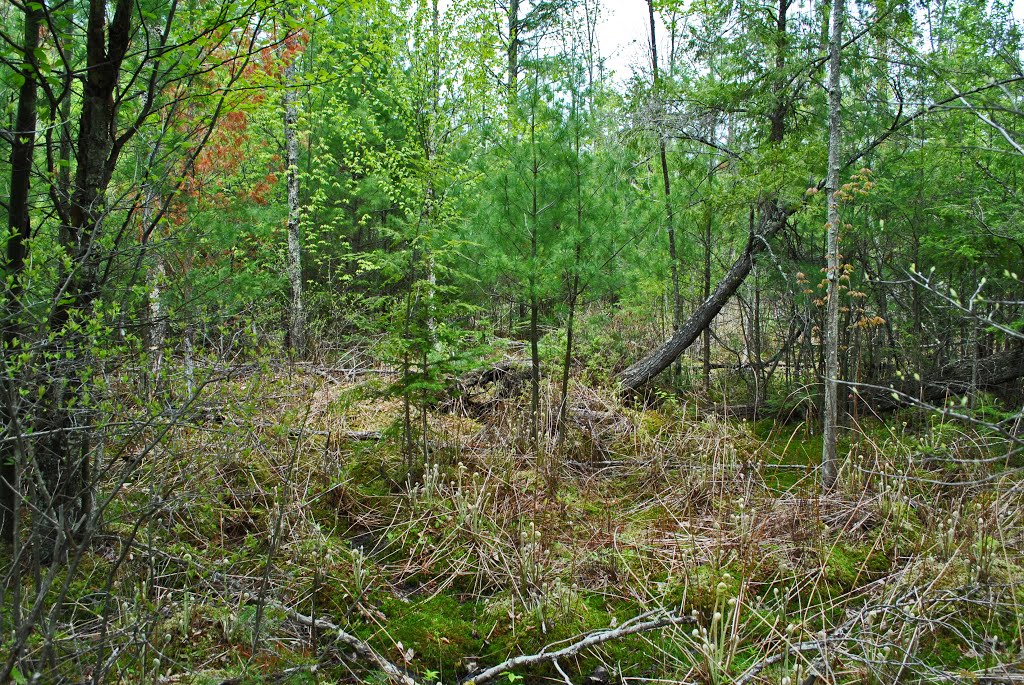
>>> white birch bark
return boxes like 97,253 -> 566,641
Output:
145,189 -> 166,384
284,36 -> 306,356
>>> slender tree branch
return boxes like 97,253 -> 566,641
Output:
462,611 -> 693,685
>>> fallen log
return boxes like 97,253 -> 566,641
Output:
278,604 -> 417,685
335,429 -> 384,441
856,345 -> 1024,412
618,200 -> 795,392
570,408 -> 623,424
445,362 -> 635,431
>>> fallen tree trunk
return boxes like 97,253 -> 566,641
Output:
618,201 -> 795,391
856,345 -> 1024,412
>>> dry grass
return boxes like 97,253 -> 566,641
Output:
5,356 -> 1022,684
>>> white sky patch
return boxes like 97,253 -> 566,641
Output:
594,0 -> 652,82
594,0 -> 1024,83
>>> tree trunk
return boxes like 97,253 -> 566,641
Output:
648,0 -> 681,377
33,0 -> 134,560
769,0 -> 791,143
557,70 -> 586,448
1,3 -> 41,546
507,0 -> 520,94
859,346 -> 1024,412
702,207 -> 713,391
751,261 -> 764,418
557,269 -> 579,450
619,0 -> 796,395
529,96 -> 541,453
821,0 -> 845,492
618,201 -> 793,391
142,165 -> 166,392
284,36 -> 306,357
424,0 -> 440,343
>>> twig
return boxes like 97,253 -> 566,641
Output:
737,577 -> 915,685
462,611 -> 693,685
276,602 -> 418,685
249,421 -> 384,441
553,659 -> 574,685
734,640 -> 825,685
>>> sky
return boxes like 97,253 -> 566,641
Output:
592,0 -> 1024,83
594,0 -> 652,81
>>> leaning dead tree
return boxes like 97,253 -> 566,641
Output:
618,199 -> 796,391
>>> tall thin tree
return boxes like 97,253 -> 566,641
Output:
822,0 -> 846,491
283,13 -> 307,356
647,0 -> 681,370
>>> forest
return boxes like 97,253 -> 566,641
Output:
1,0 -> 1023,682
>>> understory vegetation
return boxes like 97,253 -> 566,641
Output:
4,337 -> 1022,684
2,0 -> 1024,683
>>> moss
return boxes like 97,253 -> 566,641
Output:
640,410 -> 674,436
921,633 -> 984,671
24,364 -> 1024,684
188,666 -> 319,684
753,429 -> 826,492
378,594 -> 484,677
473,585 -> 627,679
677,565 -> 735,614
821,544 -> 864,590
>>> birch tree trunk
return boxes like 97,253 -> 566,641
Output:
425,0 -> 440,342
142,169 -> 166,391
284,39 -> 306,357
821,0 -> 846,492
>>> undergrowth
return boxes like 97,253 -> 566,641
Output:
2,354 -> 1022,684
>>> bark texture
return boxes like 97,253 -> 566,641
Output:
284,46 -> 306,356
35,0 -> 133,559
617,200 -> 794,391
1,3 -> 41,545
507,0 -> 520,93
821,0 -> 846,491
860,345 -> 1024,412
648,0 -> 681,349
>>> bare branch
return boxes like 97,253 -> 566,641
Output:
462,611 -> 693,685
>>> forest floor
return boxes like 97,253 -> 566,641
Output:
8,354 -> 1024,684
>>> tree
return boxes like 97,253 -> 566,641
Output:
618,0 -> 814,392
283,7 -> 307,356
0,0 -> 276,561
821,0 -> 846,491
647,0 -> 681,376
1,1 -> 41,546
617,200 -> 795,391
33,0 -> 138,560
